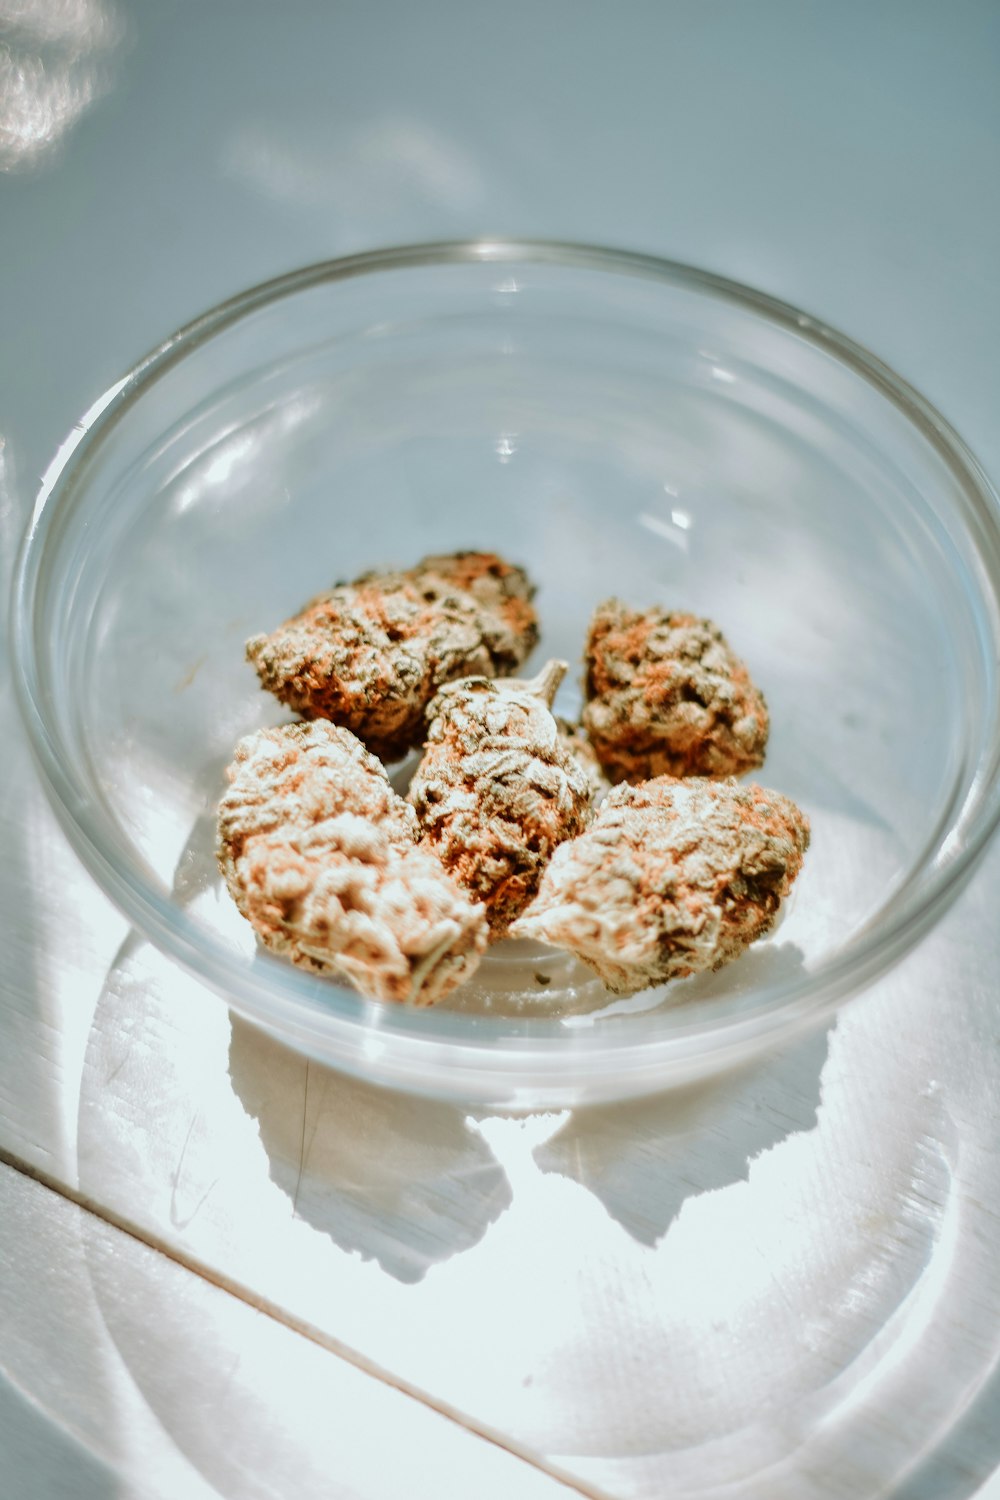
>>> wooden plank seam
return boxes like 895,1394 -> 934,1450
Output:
0,1144 -> 613,1500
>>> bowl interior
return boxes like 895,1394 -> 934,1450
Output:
19,247 -> 1000,1103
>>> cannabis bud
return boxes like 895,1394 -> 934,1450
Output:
583,599 -> 769,783
409,661 -> 595,938
217,721 -> 488,1005
513,776 -> 809,995
247,551 -> 539,762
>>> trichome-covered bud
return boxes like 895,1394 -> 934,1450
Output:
409,661 -> 595,938
583,599 -> 769,782
217,721 -> 487,1005
512,776 -> 809,995
246,551 -> 539,762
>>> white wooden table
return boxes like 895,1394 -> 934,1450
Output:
3,3 -> 999,1495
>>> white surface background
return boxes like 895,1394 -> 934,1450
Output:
2,2 -> 999,1496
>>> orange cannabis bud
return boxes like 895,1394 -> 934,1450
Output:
246,551 -> 539,762
217,721 -> 487,1005
583,599 -> 769,783
409,661 -> 595,939
512,776 -> 809,995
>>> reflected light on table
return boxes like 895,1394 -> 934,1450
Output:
221,116 -> 485,222
0,0 -> 123,171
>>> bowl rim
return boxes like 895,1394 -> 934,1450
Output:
12,238 -> 1000,1102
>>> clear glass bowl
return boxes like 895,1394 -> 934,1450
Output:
13,242 -> 1000,1107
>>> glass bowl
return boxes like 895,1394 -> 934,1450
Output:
13,242 -> 1000,1107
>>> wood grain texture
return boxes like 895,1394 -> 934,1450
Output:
0,1160 -> 583,1500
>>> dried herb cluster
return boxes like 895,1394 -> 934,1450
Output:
409,662 -> 593,938
583,600 -> 769,783
246,551 -> 537,762
513,777 -> 808,996
217,720 -> 487,1005
218,551 -> 809,1006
